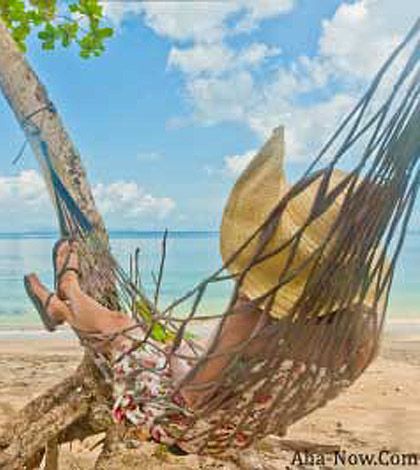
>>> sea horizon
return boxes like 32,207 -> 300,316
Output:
0,230 -> 220,239
0,230 -> 418,327
0,228 -> 417,237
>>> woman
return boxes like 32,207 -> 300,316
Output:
24,128 -> 379,454
23,238 -> 279,452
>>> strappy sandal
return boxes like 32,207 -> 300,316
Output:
52,238 -> 80,298
23,275 -> 61,332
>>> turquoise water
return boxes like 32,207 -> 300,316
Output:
0,231 -> 418,326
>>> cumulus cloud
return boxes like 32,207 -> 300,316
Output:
184,56 -> 355,161
0,170 -> 48,206
233,0 -> 294,31
102,0 -> 417,163
0,170 -> 53,230
100,1 -> 144,28
101,0 -> 295,151
168,43 -> 233,77
173,0 -> 417,160
102,0 -> 293,42
187,71 -> 255,124
237,43 -> 281,68
93,181 -> 175,221
0,170 -> 175,231
168,42 -> 280,77
203,148 -> 257,178
224,149 -> 256,176
140,2 -> 233,43
319,0 -> 418,80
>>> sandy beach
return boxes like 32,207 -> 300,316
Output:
0,327 -> 419,469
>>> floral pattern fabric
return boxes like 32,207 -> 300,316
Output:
109,329 -> 281,456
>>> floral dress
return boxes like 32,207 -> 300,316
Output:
109,328 -> 282,456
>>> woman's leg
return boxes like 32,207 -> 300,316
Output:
176,295 -> 273,407
55,240 -> 134,336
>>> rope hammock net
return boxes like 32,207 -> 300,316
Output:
24,20 -> 419,456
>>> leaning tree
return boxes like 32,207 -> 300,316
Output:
0,1 -> 122,468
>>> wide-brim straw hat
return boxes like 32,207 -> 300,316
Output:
220,126 -> 360,319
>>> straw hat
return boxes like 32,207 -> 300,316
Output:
220,126 -> 350,319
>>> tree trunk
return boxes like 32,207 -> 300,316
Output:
0,20 -> 104,235
0,19 -> 115,469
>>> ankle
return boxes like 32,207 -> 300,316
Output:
46,296 -> 67,324
60,273 -> 79,297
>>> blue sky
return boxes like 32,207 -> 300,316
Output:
0,0 -> 418,232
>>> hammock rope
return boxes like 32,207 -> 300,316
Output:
23,20 -> 420,456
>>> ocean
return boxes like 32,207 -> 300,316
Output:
0,231 -> 418,327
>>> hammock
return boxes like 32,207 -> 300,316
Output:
24,21 -> 419,456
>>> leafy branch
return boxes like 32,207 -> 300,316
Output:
0,0 -> 113,58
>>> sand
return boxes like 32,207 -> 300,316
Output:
0,329 -> 419,469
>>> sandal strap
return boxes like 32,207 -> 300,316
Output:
57,247 -> 80,281
60,266 -> 80,277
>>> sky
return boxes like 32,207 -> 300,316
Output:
0,0 -> 418,232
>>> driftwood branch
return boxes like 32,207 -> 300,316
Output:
0,357 -> 113,469
154,229 -> 169,308
44,438 -> 59,470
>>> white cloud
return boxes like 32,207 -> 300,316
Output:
171,0 -> 417,160
184,56 -> 352,160
168,43 -> 233,77
100,1 -> 144,27
103,0 -> 416,163
0,170 -> 175,230
101,0 -> 295,153
319,0 -> 418,80
237,43 -> 281,68
0,170 -> 53,230
187,71 -> 255,124
224,149 -> 257,176
169,42 -> 280,77
0,170 -> 48,205
247,87 -> 357,159
102,1 -> 235,42
102,0 -> 293,43
232,0 -> 294,33
203,148 -> 257,178
140,2 -> 234,43
93,181 -> 175,221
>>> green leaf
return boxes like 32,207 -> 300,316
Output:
42,40 -> 55,50
1,0 -> 113,58
151,323 -> 167,342
68,4 -> 80,14
98,27 -> 113,39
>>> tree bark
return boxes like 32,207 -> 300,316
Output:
0,19 -> 116,469
0,356 -> 113,469
0,20 -> 104,235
